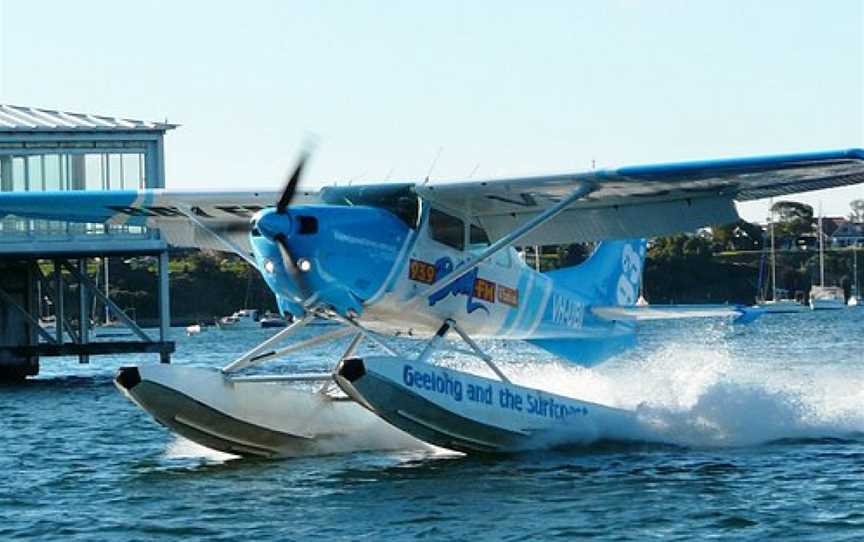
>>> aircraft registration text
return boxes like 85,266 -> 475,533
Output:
551,294 -> 585,329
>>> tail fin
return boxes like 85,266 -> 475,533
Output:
546,240 -> 647,306
527,240 -> 647,366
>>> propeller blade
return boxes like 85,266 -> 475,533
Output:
275,234 -> 313,308
276,150 -> 310,214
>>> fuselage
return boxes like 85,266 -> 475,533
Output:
249,186 -> 643,363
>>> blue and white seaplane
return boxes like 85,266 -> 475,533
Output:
3,148 -> 864,456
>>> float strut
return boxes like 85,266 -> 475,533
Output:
417,321 -> 452,364
451,322 -> 510,384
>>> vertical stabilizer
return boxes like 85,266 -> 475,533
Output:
545,240 -> 647,306
527,240 -> 647,366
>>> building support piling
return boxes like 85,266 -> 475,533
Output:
158,251 -> 170,363
78,258 -> 89,364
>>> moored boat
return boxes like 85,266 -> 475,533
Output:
810,211 -> 846,310
809,286 -> 846,310
757,298 -> 809,313
216,309 -> 260,330
260,312 -> 291,328
754,205 -> 807,314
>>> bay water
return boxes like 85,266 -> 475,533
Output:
2,311 -> 863,540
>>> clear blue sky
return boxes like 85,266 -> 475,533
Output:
1,0 -> 862,222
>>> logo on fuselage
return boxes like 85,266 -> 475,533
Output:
428,259 -> 490,314
407,256 -> 509,315
409,257 -> 520,315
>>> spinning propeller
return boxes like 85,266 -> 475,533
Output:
276,149 -> 308,214
271,149 -> 315,310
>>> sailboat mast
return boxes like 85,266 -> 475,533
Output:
855,246 -> 859,296
770,205 -> 777,300
818,210 -> 825,287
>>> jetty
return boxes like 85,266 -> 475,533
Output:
0,105 -> 176,379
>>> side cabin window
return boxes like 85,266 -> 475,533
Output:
429,208 -> 464,250
468,224 -> 490,251
468,222 -> 511,268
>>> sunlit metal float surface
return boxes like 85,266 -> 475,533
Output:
115,364 -> 427,458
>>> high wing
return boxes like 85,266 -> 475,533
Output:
1,148 -> 863,255
0,189 -> 321,257
416,148 -> 864,245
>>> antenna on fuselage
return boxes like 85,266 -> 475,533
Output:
422,146 -> 443,185
468,164 -> 480,178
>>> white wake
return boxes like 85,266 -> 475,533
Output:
491,343 -> 864,448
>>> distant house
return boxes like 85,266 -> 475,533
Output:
830,219 -> 864,247
751,215 -> 864,251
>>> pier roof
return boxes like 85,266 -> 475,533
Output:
0,104 -> 178,132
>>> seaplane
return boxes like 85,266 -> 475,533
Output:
3,148 -> 864,457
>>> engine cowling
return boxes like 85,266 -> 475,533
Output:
251,204 -> 410,317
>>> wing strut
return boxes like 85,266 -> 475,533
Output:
408,182 -> 596,308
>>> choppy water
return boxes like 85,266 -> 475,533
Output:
2,311 -> 864,540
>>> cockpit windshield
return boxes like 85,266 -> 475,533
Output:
320,184 -> 420,229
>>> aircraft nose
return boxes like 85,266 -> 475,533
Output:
255,210 -> 293,241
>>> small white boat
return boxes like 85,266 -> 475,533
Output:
185,323 -> 206,336
756,298 -> 808,314
809,286 -> 846,310
260,312 -> 291,328
217,309 -> 260,330
849,296 -> 861,307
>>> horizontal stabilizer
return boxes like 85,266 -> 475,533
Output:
592,304 -> 762,324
